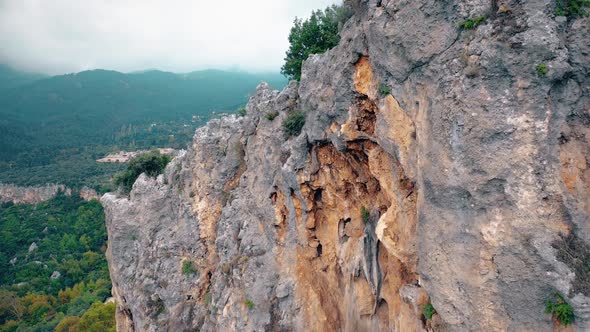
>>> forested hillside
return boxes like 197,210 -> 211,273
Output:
0,68 -> 286,188
0,193 -> 114,331
0,65 -> 46,90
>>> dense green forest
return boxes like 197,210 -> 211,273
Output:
0,67 -> 286,188
0,193 -> 114,331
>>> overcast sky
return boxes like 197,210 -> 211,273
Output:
0,0 -> 340,75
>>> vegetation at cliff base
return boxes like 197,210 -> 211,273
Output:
282,111 -> 306,138
0,193 -> 114,331
114,150 -> 172,193
281,4 -> 352,80
545,293 -> 574,326
56,302 -> 116,332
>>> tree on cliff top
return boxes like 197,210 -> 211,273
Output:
281,4 -> 352,81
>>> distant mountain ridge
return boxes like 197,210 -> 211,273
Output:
0,65 -> 47,90
0,66 -> 287,187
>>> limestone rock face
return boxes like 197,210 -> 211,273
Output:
102,1 -> 590,331
0,184 -> 99,204
0,184 -> 71,204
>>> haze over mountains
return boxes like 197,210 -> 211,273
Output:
0,65 -> 287,188
0,65 -> 47,90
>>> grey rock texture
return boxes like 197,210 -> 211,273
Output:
28,242 -> 38,253
103,1 -> 590,331
50,271 -> 61,280
0,184 -> 71,204
0,184 -> 99,204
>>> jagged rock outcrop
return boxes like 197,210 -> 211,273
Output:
102,0 -> 590,331
0,184 -> 100,204
0,184 -> 71,204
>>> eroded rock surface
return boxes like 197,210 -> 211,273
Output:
103,1 -> 590,331
0,184 -> 72,204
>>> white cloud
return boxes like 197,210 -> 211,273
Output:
0,0 -> 340,74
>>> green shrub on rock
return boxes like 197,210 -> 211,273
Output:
361,207 -> 371,224
113,151 -> 172,193
459,16 -> 486,29
536,64 -> 548,77
245,299 -> 254,310
423,303 -> 437,320
236,107 -> 247,117
265,111 -> 279,121
282,111 -> 306,138
181,260 -> 198,277
545,293 -> 574,326
378,83 -> 392,96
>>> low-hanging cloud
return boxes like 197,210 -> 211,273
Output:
0,0 -> 340,75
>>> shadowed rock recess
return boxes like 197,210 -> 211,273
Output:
102,1 -> 590,331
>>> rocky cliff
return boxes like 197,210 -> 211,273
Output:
102,0 -> 590,331
0,184 -> 100,204
0,184 -> 72,204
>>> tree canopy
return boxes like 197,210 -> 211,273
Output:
281,4 -> 352,81
0,194 -> 114,331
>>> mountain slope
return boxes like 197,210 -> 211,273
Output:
0,69 -> 286,187
0,65 -> 46,90
0,69 -> 286,151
